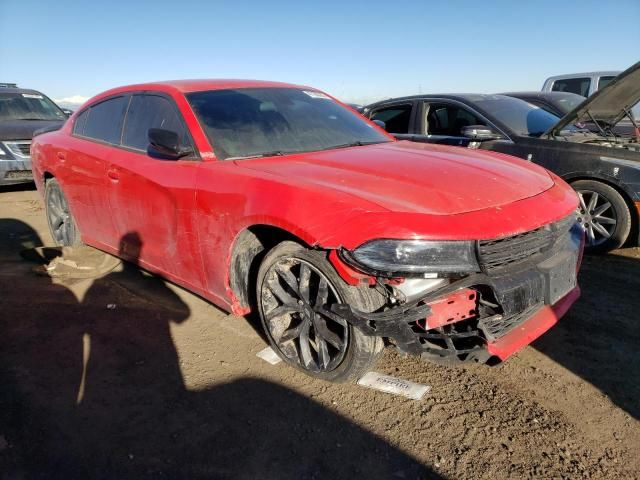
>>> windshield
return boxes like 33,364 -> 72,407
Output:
187,88 -> 390,160
476,97 -> 567,136
0,92 -> 67,121
553,94 -> 585,114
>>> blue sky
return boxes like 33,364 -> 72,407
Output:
1,0 -> 638,106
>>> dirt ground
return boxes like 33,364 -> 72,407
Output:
1,185 -> 638,480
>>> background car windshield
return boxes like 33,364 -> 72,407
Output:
0,92 -> 66,121
187,88 -> 390,159
554,94 -> 585,114
476,97 -> 564,136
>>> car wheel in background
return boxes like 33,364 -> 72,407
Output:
45,177 -> 82,246
572,179 -> 631,253
257,241 -> 384,383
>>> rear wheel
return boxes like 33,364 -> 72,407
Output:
45,178 -> 82,246
572,179 -> 631,253
256,241 -> 384,383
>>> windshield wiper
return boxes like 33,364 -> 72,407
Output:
227,141 -> 390,160
227,150 -> 288,160
323,140 -> 390,150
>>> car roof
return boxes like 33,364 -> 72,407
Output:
102,79 -> 311,95
81,79 -> 318,109
501,91 -> 585,100
0,87 -> 48,96
365,93 -> 515,109
544,71 -> 620,81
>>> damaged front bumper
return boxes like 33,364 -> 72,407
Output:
332,216 -> 583,365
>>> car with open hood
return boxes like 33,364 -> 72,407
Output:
501,91 -> 636,138
30,80 -> 582,382
364,61 -> 640,253
0,83 -> 68,185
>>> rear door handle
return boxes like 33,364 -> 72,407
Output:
57,152 -> 66,161
107,168 -> 120,182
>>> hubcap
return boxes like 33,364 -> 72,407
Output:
47,185 -> 73,245
260,258 -> 348,373
576,190 -> 617,247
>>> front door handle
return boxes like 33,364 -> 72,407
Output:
107,168 -> 120,182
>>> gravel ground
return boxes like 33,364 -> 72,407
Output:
1,185 -> 638,479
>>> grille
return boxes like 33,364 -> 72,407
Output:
17,143 -> 30,155
479,303 -> 543,341
4,141 -> 31,158
4,170 -> 32,180
478,215 -> 576,273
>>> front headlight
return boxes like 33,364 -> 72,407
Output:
342,239 -> 479,277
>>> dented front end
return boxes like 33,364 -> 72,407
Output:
330,214 -> 584,365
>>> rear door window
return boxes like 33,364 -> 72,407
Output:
551,78 -> 591,96
370,104 -> 412,134
122,94 -> 191,152
597,76 -> 616,90
82,96 -> 129,144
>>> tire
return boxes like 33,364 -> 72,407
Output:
44,177 -> 82,246
572,179 -> 631,254
256,241 -> 384,383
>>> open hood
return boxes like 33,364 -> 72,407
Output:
546,61 -> 640,136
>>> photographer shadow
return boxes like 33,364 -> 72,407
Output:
0,225 -> 439,479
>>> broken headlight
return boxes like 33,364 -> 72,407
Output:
342,239 -> 479,277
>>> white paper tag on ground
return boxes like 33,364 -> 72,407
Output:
357,372 -> 431,400
256,346 -> 282,365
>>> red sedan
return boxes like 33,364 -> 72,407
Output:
31,80 -> 583,382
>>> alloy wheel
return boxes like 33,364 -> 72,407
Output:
576,189 -> 617,247
260,258 -> 349,373
47,183 -> 74,245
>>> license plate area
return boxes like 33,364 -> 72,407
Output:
538,250 -> 578,304
490,271 -> 545,317
490,248 -> 578,316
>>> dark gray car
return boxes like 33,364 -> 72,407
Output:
0,84 -> 67,185
363,61 -> 640,253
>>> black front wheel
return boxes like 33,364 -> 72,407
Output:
44,178 -> 82,246
256,241 -> 384,383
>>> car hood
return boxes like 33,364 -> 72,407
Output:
0,119 -> 65,141
546,61 -> 640,136
238,141 -> 555,215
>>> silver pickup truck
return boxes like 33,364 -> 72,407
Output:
542,71 -> 620,97
542,70 -> 640,121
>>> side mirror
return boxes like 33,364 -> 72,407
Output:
61,108 -> 74,117
461,125 -> 501,141
148,128 -> 193,160
372,119 -> 386,130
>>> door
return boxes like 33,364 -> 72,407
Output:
64,95 -> 130,247
411,101 -> 489,147
106,93 -> 203,289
